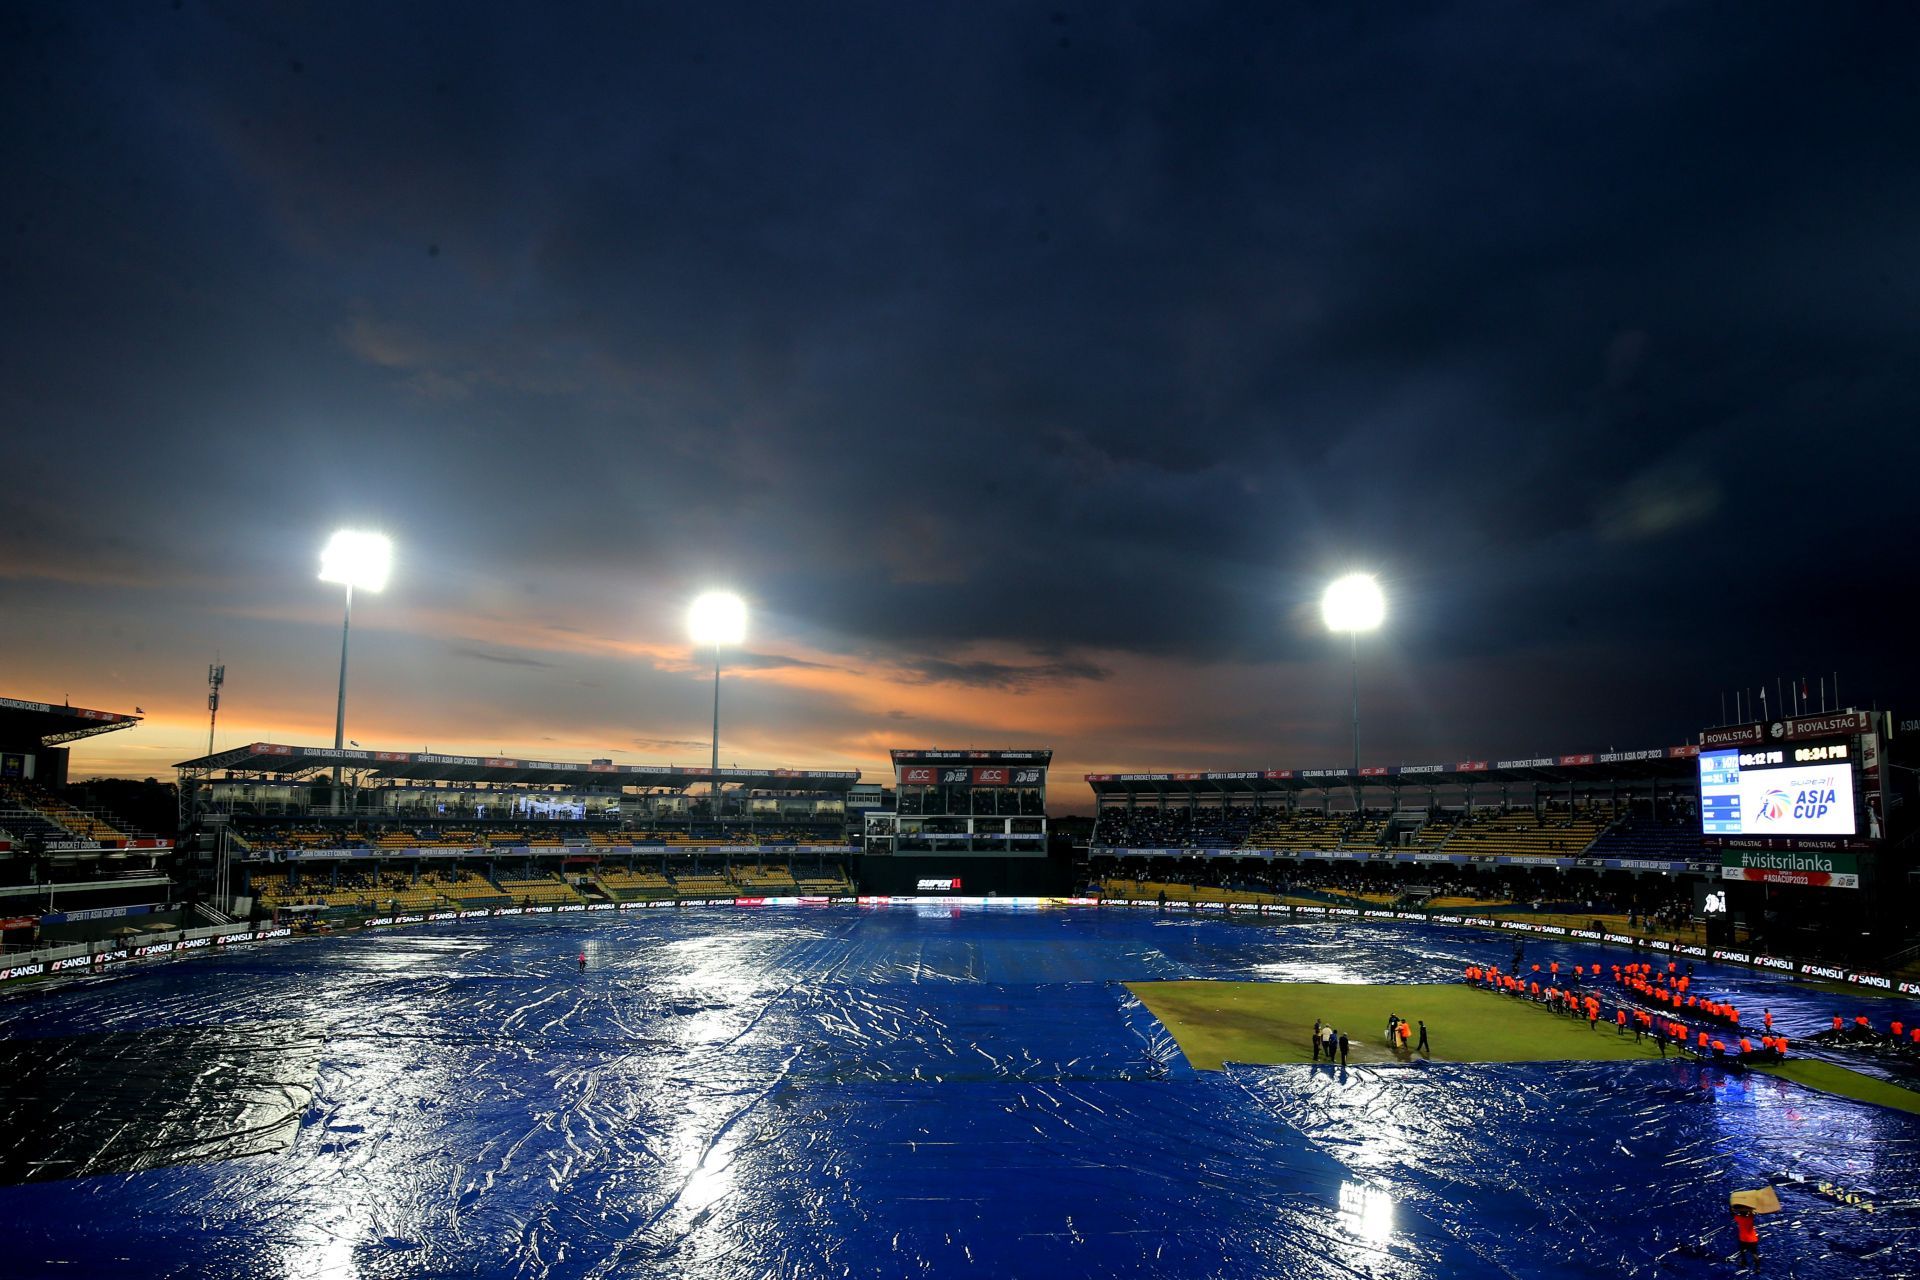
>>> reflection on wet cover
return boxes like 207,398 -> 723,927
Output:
0,1024 -> 320,1184
0,911 -> 1912,1278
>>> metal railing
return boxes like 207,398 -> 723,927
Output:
1881,941 -> 1920,972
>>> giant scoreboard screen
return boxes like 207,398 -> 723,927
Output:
1699,737 -> 1857,838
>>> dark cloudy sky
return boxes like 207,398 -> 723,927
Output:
3,3 -> 1916,797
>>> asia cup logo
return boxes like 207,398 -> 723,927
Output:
1754,788 -> 1791,822
1751,776 -> 1841,824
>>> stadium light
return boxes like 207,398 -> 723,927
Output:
688,590 -> 747,647
320,530 -> 392,812
1321,573 -> 1385,634
319,529 -> 393,593
688,591 -> 747,817
1322,573 -> 1385,811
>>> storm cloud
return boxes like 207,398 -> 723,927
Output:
1,3 -> 1914,793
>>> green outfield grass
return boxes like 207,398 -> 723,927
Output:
1752,1058 -> 1920,1115
1127,980 -> 1920,1114
1128,980 -> 1666,1070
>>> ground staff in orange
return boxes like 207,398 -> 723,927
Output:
1733,1205 -> 1760,1268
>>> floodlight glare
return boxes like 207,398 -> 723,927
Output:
319,528 -> 395,816
1321,573 -> 1385,634
688,591 -> 748,647
1321,571 -> 1385,813
319,530 -> 393,593
687,591 -> 748,819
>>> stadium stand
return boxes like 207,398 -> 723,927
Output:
379,881 -> 447,911
794,867 -> 854,895
1092,807 -> 1266,850
1443,807 -> 1606,859
0,801 -> 71,845
249,869 -> 414,911
1584,814 -> 1705,862
594,867 -> 675,901
237,826 -> 373,852
246,870 -> 298,905
425,868 -> 512,907
670,871 -> 737,899
0,780 -> 131,843
1098,877 -> 1290,908
1335,813 -> 1389,849
1408,810 -> 1458,849
1243,811 -> 1340,850
495,873 -> 585,906
733,864 -> 799,893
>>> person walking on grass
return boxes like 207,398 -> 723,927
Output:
1416,1020 -> 1429,1056
1313,1018 -> 1323,1062
1338,1031 -> 1349,1067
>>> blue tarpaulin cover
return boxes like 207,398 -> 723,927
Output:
0,906 -> 1913,1278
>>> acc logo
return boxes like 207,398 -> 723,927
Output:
1755,789 -> 1790,822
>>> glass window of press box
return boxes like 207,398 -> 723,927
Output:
370,785 -> 623,821
896,785 -> 1044,817
887,816 -> 1046,853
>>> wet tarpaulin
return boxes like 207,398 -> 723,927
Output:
0,1023 -> 320,1184
1232,1054 -> 1918,1276
0,907 -> 1914,1279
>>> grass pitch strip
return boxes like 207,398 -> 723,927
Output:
1128,980 -> 1920,1114
1127,980 -> 1663,1070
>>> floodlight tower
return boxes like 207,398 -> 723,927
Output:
687,591 -> 747,819
319,531 -> 393,812
206,661 -> 225,757
1321,573 -> 1386,813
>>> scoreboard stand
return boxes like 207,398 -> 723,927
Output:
858,748 -> 1071,896
1696,709 -> 1899,962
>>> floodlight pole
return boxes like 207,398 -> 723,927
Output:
710,643 -> 722,819
207,661 -> 225,757
333,583 -> 353,814
1349,629 -> 1362,814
